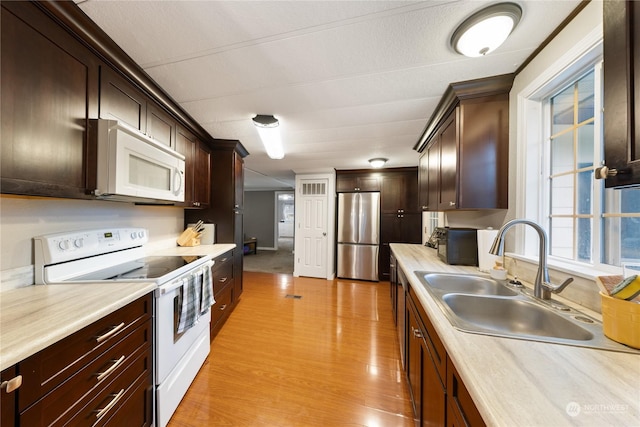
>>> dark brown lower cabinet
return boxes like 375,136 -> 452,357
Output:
210,250 -> 235,340
16,294 -> 153,427
405,275 -> 485,427
1,365 -> 18,426
407,290 -> 446,426
447,356 -> 486,427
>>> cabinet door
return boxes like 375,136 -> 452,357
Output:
447,356 -> 485,427
336,175 -> 359,192
408,289 -> 446,427
603,0 -> 640,187
194,140 -> 211,208
381,171 -> 418,214
1,2 -> 97,199
357,175 -> 381,192
99,66 -> 147,133
381,173 -> 406,211
427,138 -> 440,212
176,126 -> 196,207
234,151 -> 244,211
147,104 -> 176,148
439,113 -> 458,210
418,152 -> 429,211
336,174 -> 380,192
458,95 -> 509,209
422,345 -> 446,427
407,302 -> 423,419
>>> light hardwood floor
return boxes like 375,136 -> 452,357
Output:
168,271 -> 416,426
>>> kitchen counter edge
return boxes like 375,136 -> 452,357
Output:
390,243 -> 640,427
0,243 -> 236,371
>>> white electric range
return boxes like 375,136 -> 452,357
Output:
34,227 -> 214,427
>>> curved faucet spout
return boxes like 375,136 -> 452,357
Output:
490,219 -> 572,300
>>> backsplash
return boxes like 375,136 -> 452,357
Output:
0,195 -> 184,281
505,255 -> 602,314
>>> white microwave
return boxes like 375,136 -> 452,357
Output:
93,119 -> 185,203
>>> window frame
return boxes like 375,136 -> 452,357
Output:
513,33 -> 625,278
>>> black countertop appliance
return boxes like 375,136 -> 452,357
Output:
434,227 -> 478,266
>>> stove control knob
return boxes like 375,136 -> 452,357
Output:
137,231 -> 145,239
58,240 -> 71,251
73,238 -> 84,248
130,232 -> 137,240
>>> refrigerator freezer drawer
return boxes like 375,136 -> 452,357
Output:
337,244 -> 379,281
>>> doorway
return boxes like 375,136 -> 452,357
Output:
275,191 -> 295,253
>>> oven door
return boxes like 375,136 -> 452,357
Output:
155,263 -> 213,385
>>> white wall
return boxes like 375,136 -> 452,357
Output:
0,195 -> 184,285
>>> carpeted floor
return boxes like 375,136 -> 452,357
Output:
243,237 -> 294,274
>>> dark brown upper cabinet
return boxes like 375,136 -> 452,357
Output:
335,171 -> 381,192
415,74 -> 513,211
147,103 -> 177,149
1,1 -> 217,202
1,1 -> 99,199
99,65 -> 147,134
176,126 -> 211,209
602,0 -> 640,188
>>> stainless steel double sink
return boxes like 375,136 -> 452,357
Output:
414,272 -> 639,353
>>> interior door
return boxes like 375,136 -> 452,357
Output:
296,179 -> 328,278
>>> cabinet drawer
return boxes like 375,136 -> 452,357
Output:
20,322 -> 151,424
212,251 -> 234,272
19,294 -> 152,410
212,254 -> 234,294
211,284 -> 233,328
94,372 -> 153,427
21,343 -> 152,426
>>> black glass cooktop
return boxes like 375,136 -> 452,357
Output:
73,255 -> 207,281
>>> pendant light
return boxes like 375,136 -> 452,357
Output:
451,3 -> 522,57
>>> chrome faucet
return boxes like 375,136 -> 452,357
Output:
489,219 -> 573,300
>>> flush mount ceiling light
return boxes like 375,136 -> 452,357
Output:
368,158 -> 388,168
451,3 -> 522,57
252,114 -> 284,159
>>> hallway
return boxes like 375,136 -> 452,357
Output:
168,271 -> 415,426
243,237 -> 294,274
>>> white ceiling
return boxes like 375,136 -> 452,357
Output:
76,0 -> 581,190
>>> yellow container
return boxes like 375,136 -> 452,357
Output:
600,292 -> 640,349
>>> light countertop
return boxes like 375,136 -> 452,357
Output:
390,243 -> 640,427
153,243 -> 236,259
0,243 -> 236,371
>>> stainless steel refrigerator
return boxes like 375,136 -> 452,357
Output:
337,192 -> 380,281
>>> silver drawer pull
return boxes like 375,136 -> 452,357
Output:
95,322 -> 125,343
96,355 -> 125,382
220,304 -> 227,311
219,277 -> 228,283
1,375 -> 22,393
93,388 -> 125,422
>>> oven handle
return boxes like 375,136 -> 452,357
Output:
159,260 -> 214,295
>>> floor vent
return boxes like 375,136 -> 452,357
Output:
285,294 -> 302,299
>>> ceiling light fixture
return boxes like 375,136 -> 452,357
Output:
252,115 -> 284,159
368,158 -> 387,168
451,3 -> 522,58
